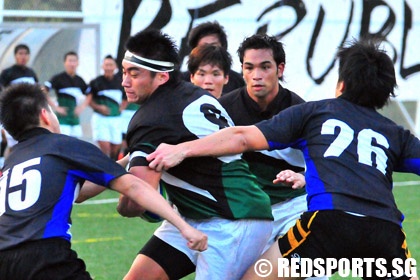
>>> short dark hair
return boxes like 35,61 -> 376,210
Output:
64,51 -> 78,61
14,44 -> 30,55
104,54 -> 115,60
0,83 -> 50,139
125,29 -> 180,83
188,21 -> 228,50
337,38 -> 396,109
237,34 -> 286,81
187,44 -> 232,76
237,34 -> 285,65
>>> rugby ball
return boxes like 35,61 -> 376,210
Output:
138,183 -> 167,223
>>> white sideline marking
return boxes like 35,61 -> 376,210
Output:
77,181 -> 420,206
77,198 -> 119,205
394,181 -> 420,187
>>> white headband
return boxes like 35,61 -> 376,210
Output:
123,51 -> 174,72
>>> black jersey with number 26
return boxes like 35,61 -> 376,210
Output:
256,97 -> 420,226
0,128 -> 127,251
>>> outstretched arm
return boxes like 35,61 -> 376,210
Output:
111,173 -> 208,252
76,154 -> 131,203
116,165 -> 161,217
147,125 -> 268,172
75,181 -> 106,203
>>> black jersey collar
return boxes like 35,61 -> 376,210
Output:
16,127 -> 52,142
242,85 -> 288,119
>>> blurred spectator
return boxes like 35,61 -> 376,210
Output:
0,44 -> 39,161
87,55 -> 125,160
44,51 -> 91,138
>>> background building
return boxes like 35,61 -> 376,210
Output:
1,0 -> 420,135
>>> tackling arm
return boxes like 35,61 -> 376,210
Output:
116,165 -> 161,217
111,173 -> 208,251
147,125 -> 268,172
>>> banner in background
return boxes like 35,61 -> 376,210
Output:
125,0 -> 420,101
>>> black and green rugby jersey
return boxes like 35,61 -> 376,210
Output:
44,72 -> 88,125
0,65 -> 38,87
87,74 -> 124,117
127,81 -> 273,221
219,86 -> 307,205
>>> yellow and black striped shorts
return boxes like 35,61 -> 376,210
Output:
277,210 -> 412,278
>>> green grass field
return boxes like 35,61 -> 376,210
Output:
72,173 -> 419,279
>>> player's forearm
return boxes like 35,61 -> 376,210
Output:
183,126 -> 252,158
76,181 -> 106,203
148,125 -> 268,171
89,100 -> 101,111
124,179 -> 190,232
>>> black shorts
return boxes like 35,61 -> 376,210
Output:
139,235 -> 195,280
0,238 -> 92,280
278,210 -> 412,279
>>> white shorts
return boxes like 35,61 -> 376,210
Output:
154,217 -> 272,280
120,109 -> 136,135
264,194 -> 308,252
59,124 -> 83,138
91,113 -> 123,144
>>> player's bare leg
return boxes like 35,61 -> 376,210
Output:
123,254 -> 169,280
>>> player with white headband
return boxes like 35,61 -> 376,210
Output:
123,50 -> 175,72
118,29 -> 273,280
